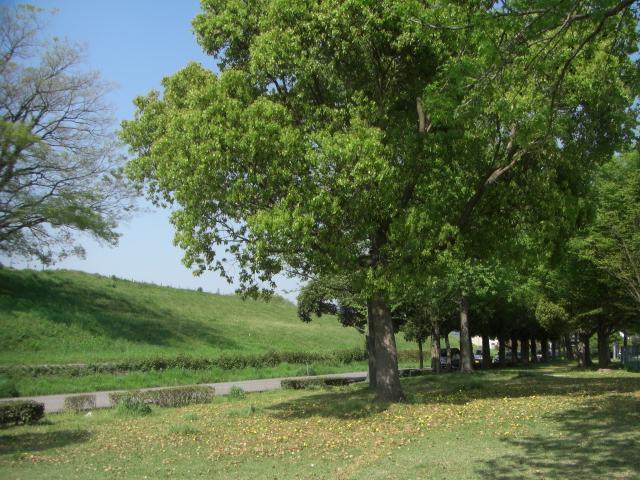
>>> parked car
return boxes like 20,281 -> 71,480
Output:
439,348 -> 460,369
473,349 -> 483,368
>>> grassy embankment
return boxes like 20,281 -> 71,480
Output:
0,269 -> 419,396
0,364 -> 638,479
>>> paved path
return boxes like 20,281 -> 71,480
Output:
0,371 -> 368,413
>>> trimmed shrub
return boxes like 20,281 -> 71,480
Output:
281,377 -> 364,389
0,400 -> 44,426
115,396 -> 151,417
63,394 -> 97,412
142,386 -> 215,407
111,386 -> 215,409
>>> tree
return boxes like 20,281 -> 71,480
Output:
0,5 -> 133,264
575,153 -> 640,312
122,1 -> 638,401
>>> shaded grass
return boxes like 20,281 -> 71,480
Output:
0,365 -> 638,479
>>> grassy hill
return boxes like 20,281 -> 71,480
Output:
0,268 -> 404,366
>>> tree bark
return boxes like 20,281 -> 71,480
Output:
521,336 -> 530,366
366,300 -> 377,390
459,296 -> 473,373
418,338 -> 424,370
482,334 -> 491,369
597,325 -> 610,368
530,338 -> 537,364
431,323 -> 440,373
498,335 -> 506,366
369,292 -> 404,402
511,335 -> 518,365
445,333 -> 452,370
577,332 -> 593,368
541,336 -> 549,362
564,336 -> 574,360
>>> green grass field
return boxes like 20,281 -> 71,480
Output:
1,364 -> 638,479
0,268 -> 415,366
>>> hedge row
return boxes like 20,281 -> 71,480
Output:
1,348 -> 368,378
0,400 -> 44,426
281,377 -> 365,389
109,385 -> 215,408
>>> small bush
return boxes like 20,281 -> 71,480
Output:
0,376 -> 19,398
64,394 -> 97,412
226,404 -> 258,417
115,396 -> 151,417
0,400 -> 45,426
227,386 -> 246,400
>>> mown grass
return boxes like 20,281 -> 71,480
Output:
1,365 -> 638,479
0,268 -> 413,366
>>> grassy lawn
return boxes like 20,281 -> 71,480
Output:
1,365 -> 638,479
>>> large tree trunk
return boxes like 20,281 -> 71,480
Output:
366,301 -> 376,390
418,338 -> 424,370
551,340 -> 557,360
530,338 -> 537,364
482,334 -> 491,369
498,335 -> 506,366
445,334 -> 452,370
369,293 -> 404,402
431,323 -> 440,373
511,335 -> 518,365
541,336 -> 549,363
521,336 -> 530,366
459,296 -> 473,373
597,324 -> 609,368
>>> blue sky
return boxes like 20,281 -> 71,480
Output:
2,0 -> 301,300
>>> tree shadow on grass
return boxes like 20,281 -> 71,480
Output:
0,270 -> 238,350
266,370 -> 640,420
475,394 -> 640,479
267,384 -> 391,420
0,429 -> 91,455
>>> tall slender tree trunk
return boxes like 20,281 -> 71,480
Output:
541,336 -> 549,362
577,332 -> 593,368
445,334 -> 452,370
564,336 -> 574,360
597,322 -> 610,368
521,337 -> 530,366
511,335 -> 518,365
369,293 -> 404,402
418,339 -> 424,370
530,338 -> 537,364
482,334 -> 491,369
366,301 -> 377,390
498,335 -> 506,366
431,323 -> 440,373
459,296 -> 473,373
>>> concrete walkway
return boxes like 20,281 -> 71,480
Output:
0,371 -> 368,413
